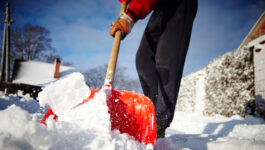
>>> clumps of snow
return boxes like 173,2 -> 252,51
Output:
0,91 -> 42,114
0,105 -> 35,138
38,72 -> 91,118
0,104 -> 48,150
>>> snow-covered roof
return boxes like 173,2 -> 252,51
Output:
12,60 -> 75,86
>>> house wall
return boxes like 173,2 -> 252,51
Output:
248,35 -> 265,118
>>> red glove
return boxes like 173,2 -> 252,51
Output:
110,12 -> 134,39
118,0 -> 132,3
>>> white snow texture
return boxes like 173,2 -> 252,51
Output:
0,73 -> 152,150
0,71 -> 265,150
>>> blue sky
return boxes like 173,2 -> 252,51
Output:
0,0 -> 264,78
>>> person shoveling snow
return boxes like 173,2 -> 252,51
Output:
110,0 -> 197,138
42,0 -> 198,147
41,1 -> 157,147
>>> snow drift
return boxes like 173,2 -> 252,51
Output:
0,73 -> 153,150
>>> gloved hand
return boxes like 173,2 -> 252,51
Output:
110,12 -> 134,39
118,0 -> 132,3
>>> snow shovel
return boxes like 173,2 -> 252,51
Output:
41,1 -> 157,146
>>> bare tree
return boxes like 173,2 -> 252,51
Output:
11,24 -> 58,62
37,50 -> 60,63
83,64 -> 142,93
120,78 -> 143,93
83,65 -> 106,89
62,61 -> 74,67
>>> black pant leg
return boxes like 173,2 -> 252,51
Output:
136,0 -> 198,128
155,0 -> 197,128
135,7 -> 166,105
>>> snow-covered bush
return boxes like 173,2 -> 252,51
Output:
177,47 -> 254,117
204,47 -> 254,117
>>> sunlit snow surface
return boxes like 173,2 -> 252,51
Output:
0,72 -> 265,150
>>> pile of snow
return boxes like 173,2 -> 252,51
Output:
0,73 -> 153,150
38,72 -> 91,119
1,72 -> 265,150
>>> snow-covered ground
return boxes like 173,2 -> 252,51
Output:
167,112 -> 265,150
0,72 -> 265,150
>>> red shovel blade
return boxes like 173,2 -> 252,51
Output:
41,88 -> 157,146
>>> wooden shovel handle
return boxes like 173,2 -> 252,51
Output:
104,1 -> 127,85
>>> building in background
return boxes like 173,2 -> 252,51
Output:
0,59 -> 75,98
177,11 -> 265,119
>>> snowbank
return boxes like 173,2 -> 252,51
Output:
1,72 -> 264,150
0,73 -> 153,150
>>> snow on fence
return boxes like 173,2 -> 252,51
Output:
176,69 -> 206,113
176,46 -> 254,117
176,72 -> 196,112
